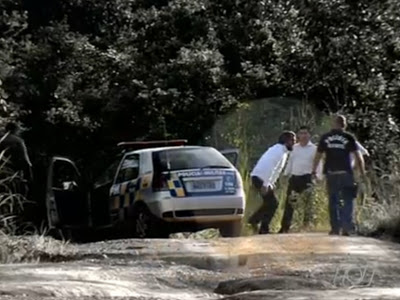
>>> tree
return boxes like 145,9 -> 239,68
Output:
0,0 -> 399,174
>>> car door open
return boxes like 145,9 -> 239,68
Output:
46,157 -> 88,229
219,148 -> 240,167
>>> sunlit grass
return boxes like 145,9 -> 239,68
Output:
208,99 -> 400,238
240,175 -> 331,235
355,159 -> 400,238
225,100 -> 333,235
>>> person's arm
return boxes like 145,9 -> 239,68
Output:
354,150 -> 366,177
350,137 -> 366,177
271,153 -> 288,184
20,140 -> 32,167
312,136 -> 325,175
356,141 -> 369,157
312,151 -> 323,175
283,152 -> 294,177
17,139 -> 33,181
315,157 -> 324,180
262,147 -> 283,190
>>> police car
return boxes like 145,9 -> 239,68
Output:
45,140 -> 245,239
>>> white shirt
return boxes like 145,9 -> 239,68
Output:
284,142 -> 322,178
251,143 -> 289,189
351,141 -> 369,168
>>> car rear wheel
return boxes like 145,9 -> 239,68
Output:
133,205 -> 169,238
219,221 -> 242,237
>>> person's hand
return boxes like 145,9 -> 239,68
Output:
311,171 -> 318,182
359,180 -> 367,192
359,172 -> 368,184
358,172 -> 369,199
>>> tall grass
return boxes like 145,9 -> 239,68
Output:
207,99 -> 331,234
0,151 -> 73,263
0,151 -> 29,235
237,101 -> 332,234
208,98 -> 400,237
356,158 -> 400,238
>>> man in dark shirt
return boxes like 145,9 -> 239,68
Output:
312,115 -> 366,236
0,122 -> 33,183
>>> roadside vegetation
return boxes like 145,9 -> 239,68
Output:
0,233 -> 75,264
0,157 -> 73,263
0,0 -> 400,253
206,99 -> 400,240
1,0 -> 400,175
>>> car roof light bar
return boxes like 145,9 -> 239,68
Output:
117,139 -> 188,150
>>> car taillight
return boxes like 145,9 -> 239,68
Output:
152,173 -> 169,191
236,173 -> 243,188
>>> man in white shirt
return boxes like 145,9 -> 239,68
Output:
347,140 -> 370,231
248,131 -> 296,234
279,126 -> 321,233
352,141 -> 369,168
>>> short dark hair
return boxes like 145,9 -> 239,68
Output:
5,122 -> 19,133
334,114 -> 347,128
298,125 -> 310,132
278,131 -> 296,144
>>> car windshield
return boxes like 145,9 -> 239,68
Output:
153,148 -> 231,171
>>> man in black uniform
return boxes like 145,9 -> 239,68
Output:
0,122 -> 33,190
312,115 -> 366,236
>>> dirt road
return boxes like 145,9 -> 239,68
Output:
1,233 -> 400,299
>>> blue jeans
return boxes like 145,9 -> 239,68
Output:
326,173 -> 357,233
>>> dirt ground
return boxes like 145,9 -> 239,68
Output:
1,233 -> 400,300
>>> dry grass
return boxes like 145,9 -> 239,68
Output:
356,160 -> 400,239
170,228 -> 221,239
0,210 -> 74,264
240,175 -> 331,235
0,150 -> 74,264
0,233 -> 76,263
233,101 -> 332,235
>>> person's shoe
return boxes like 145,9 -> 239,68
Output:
259,227 -> 270,234
341,230 -> 355,237
259,230 -> 270,235
329,230 -> 340,236
278,228 -> 289,234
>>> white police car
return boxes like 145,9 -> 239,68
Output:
45,140 -> 245,238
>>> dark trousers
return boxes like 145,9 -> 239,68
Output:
248,176 -> 278,234
326,172 -> 357,233
280,174 -> 313,232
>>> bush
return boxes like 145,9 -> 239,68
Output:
356,158 -> 400,240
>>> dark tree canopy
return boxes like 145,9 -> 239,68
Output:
1,0 -> 399,173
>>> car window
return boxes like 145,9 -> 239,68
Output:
52,160 -> 79,189
152,148 -> 231,172
140,152 -> 152,174
116,154 -> 140,183
94,158 -> 121,187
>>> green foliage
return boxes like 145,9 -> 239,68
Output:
0,0 -> 399,237
207,99 -> 333,233
0,0 -> 399,173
